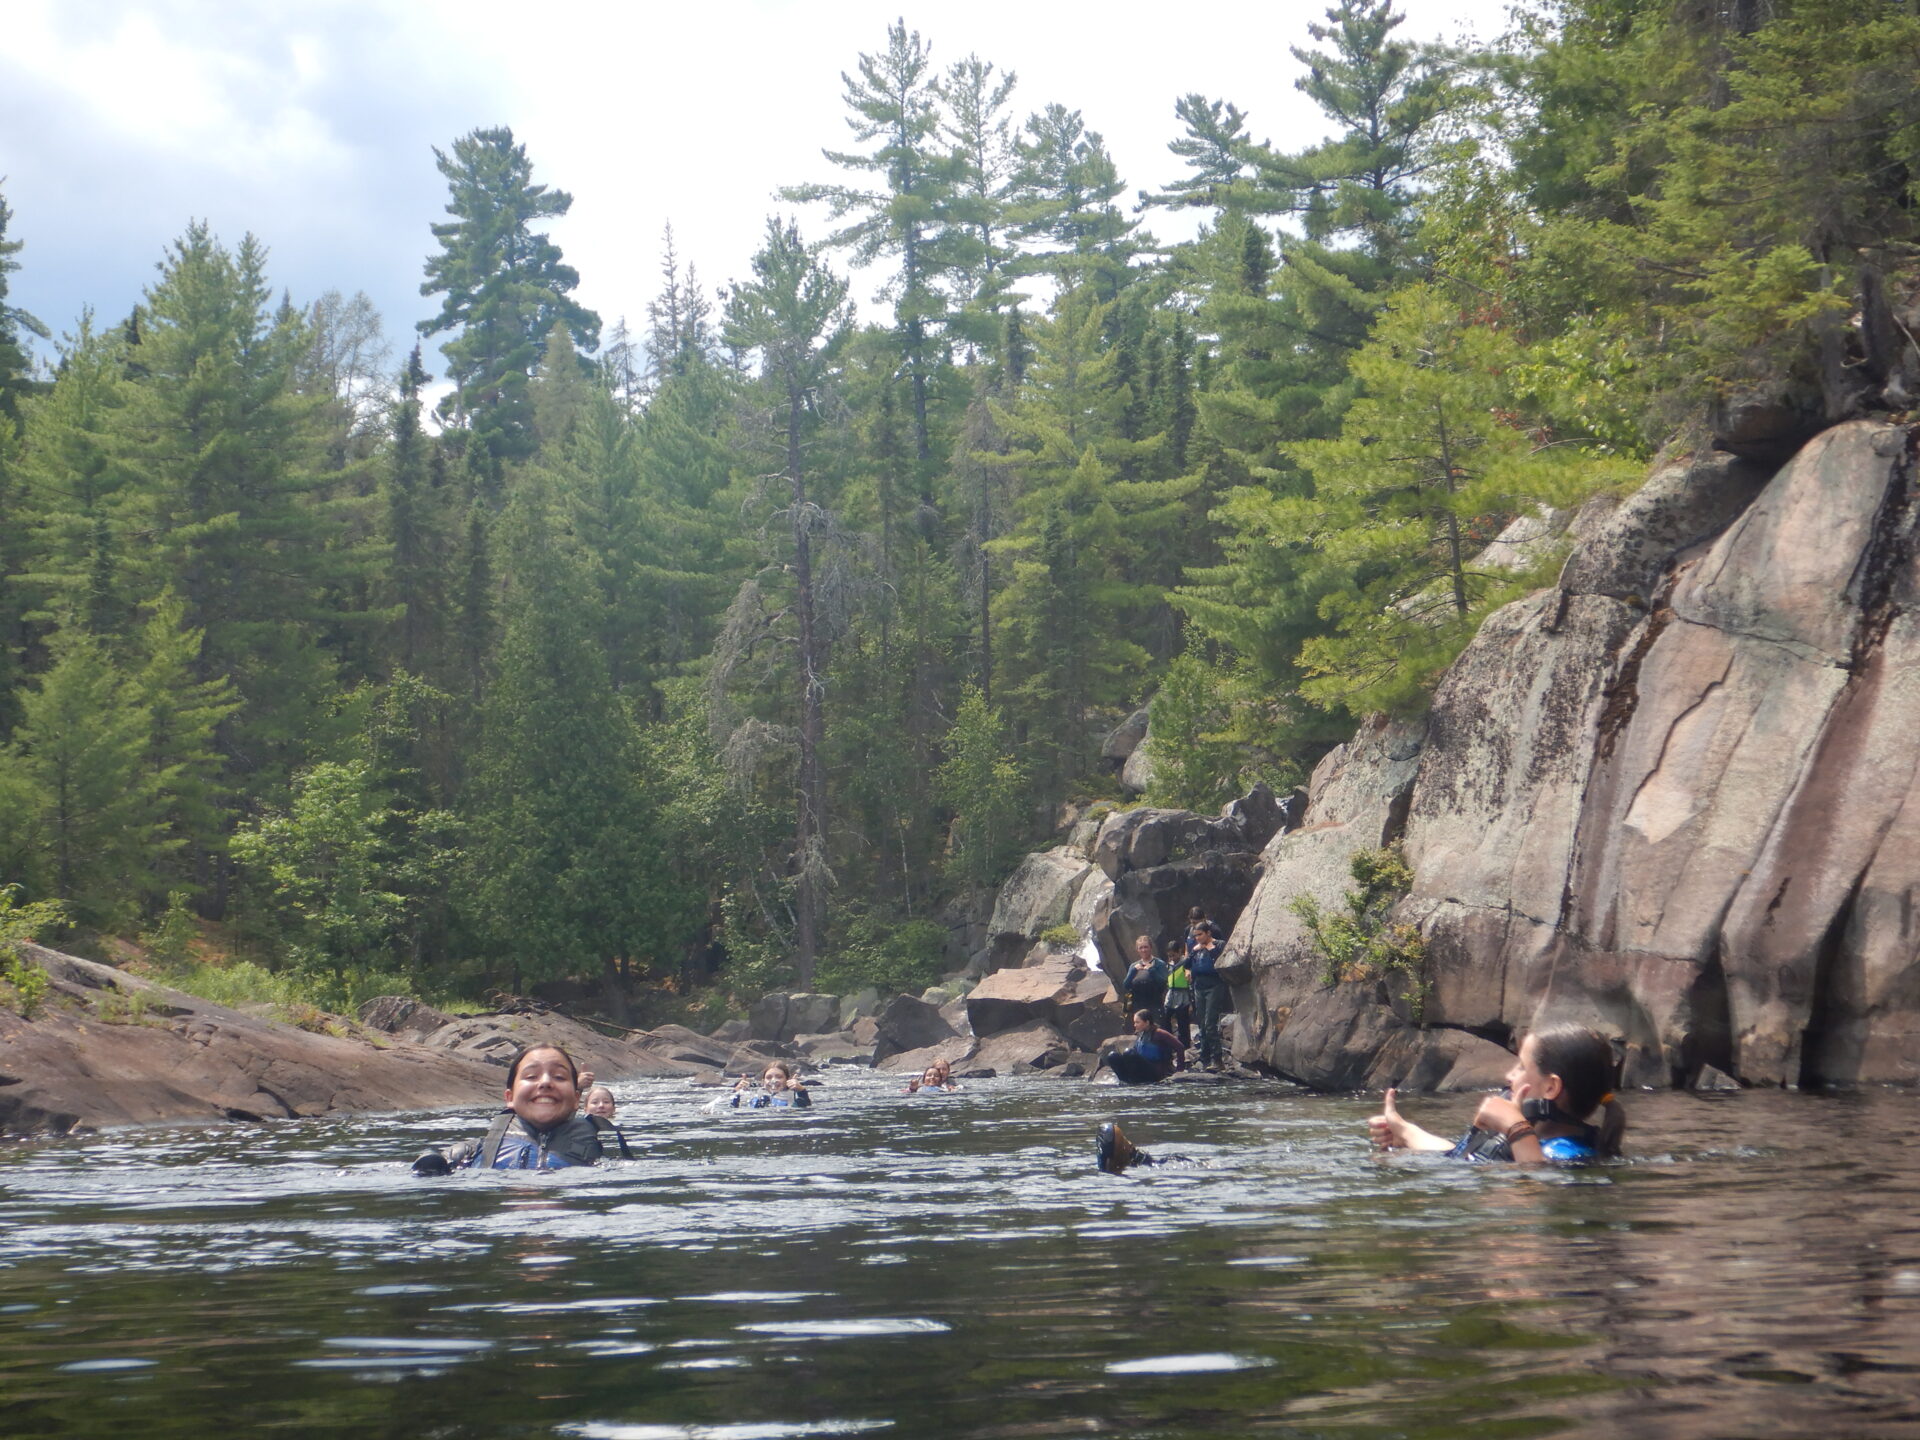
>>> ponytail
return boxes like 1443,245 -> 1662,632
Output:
1595,1094 -> 1627,1158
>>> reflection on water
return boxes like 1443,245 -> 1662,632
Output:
2,1075 -> 1918,1438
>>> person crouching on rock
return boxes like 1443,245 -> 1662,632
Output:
412,1043 -> 632,1174
1101,1009 -> 1186,1085
1367,1023 -> 1627,1164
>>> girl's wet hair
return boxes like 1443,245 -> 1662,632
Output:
584,1084 -> 613,1103
1530,1023 -> 1627,1157
762,1060 -> 794,1080
505,1043 -> 580,1088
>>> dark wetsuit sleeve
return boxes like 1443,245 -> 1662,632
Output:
791,1086 -> 812,1109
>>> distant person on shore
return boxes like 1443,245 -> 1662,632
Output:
1163,939 -> 1194,1052
725,1060 -> 813,1109
1122,934 -> 1168,1025
1367,1024 -> 1628,1163
1187,920 -> 1229,1071
411,1043 -> 632,1173
1100,1009 -> 1186,1085
1184,906 -> 1211,948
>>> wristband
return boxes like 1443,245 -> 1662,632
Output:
1503,1120 -> 1537,1144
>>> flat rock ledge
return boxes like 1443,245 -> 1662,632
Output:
0,946 -> 708,1140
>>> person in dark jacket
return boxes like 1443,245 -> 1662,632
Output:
1121,934 -> 1168,1024
412,1043 -> 630,1174
1188,920 -> 1229,1071
1101,1009 -> 1186,1085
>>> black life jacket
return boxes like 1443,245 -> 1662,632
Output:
476,1110 -> 632,1169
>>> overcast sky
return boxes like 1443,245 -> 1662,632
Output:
3,0 -> 1498,378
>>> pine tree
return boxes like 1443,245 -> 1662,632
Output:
107,224 -> 375,812
718,218 -> 853,987
383,347 -> 448,679
1006,104 -> 1141,295
0,186 -> 49,421
938,54 -> 1020,352
130,591 -> 240,900
1285,285 -> 1632,715
782,21 -> 963,482
463,493 -> 651,995
0,627 -> 163,926
419,127 -> 601,462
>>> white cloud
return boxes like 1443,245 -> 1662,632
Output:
2,0 -> 1497,371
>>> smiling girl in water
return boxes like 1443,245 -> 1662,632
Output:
412,1043 -> 631,1173
1368,1024 -> 1627,1163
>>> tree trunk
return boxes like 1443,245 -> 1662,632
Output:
787,382 -> 826,988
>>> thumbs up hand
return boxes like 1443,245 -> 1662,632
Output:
1368,1087 -> 1411,1151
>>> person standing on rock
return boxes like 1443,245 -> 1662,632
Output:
1122,934 -> 1168,1025
1188,920 -> 1228,1071
1163,939 -> 1194,1053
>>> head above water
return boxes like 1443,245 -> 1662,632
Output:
1514,1023 -> 1627,1157
761,1060 -> 795,1086
1522,1024 -> 1619,1118
502,1043 -> 581,1128
584,1085 -> 615,1118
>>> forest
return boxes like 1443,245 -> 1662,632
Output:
2,0 -> 1915,1024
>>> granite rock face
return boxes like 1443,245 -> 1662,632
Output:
1232,423 -> 1920,1089
0,949 -> 630,1137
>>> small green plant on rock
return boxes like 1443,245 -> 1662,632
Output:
1,885 -> 66,1020
1289,844 -> 1429,1020
1038,923 -> 1082,948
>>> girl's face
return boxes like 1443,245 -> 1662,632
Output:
762,1066 -> 789,1089
505,1049 -> 578,1128
1506,1035 -> 1563,1106
585,1089 -> 614,1118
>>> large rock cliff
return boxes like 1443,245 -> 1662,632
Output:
1229,421 -> 1920,1090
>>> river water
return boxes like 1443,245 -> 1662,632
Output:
2,1074 -> 1917,1439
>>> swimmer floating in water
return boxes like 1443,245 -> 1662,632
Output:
903,1058 -> 958,1094
1368,1023 -> 1627,1163
724,1060 -> 814,1109
411,1043 -> 633,1174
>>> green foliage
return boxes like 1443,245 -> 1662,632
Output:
1288,843 -> 1427,1016
1285,285 -> 1634,715
139,890 -> 198,969
933,686 -> 1026,891
0,627 -> 166,927
230,760 -> 418,975
1144,654 -> 1248,813
419,127 -> 601,460
0,883 -> 64,1019
1037,923 -> 1081,948
812,916 -> 948,998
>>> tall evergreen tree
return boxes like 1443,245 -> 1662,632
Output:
0,186 -> 49,421
464,492 -> 652,1000
109,224 -> 376,821
0,627 -> 163,926
718,218 -> 852,988
419,127 -> 601,462
782,21 -> 961,484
